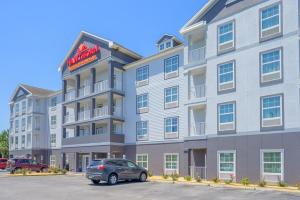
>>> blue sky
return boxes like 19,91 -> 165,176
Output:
0,0 -> 206,130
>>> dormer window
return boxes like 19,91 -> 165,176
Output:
166,41 -> 171,48
159,44 -> 165,51
157,34 -> 182,52
158,40 -> 173,52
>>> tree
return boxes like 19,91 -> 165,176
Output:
0,130 -> 9,158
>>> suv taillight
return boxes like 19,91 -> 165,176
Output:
97,165 -> 106,171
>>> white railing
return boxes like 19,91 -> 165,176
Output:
190,84 -> 206,99
95,127 -> 107,135
113,125 -> 123,135
95,80 -> 108,93
191,122 -> 205,136
114,80 -> 122,90
64,115 -> 75,124
188,46 -> 206,64
94,106 -> 109,118
190,166 -> 207,180
79,85 -> 91,97
65,89 -> 76,101
113,106 -> 122,117
78,110 -> 91,121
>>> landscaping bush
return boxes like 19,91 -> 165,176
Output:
60,169 -> 67,175
240,177 -> 250,186
225,179 -> 232,185
259,180 -> 267,187
184,176 -> 192,181
297,183 -> 300,190
278,181 -> 287,187
170,173 -> 179,182
162,174 -> 169,179
212,177 -> 219,183
195,176 -> 202,183
147,171 -> 153,177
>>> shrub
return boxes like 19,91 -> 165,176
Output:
184,176 -> 192,181
170,173 -> 179,182
225,179 -> 232,185
278,181 -> 287,187
296,184 -> 300,190
14,169 -> 23,174
147,171 -> 153,177
212,177 -> 219,183
195,176 -> 202,183
240,177 -> 250,186
259,180 -> 267,187
61,169 -> 67,175
162,174 -> 169,179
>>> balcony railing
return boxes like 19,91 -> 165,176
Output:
79,85 -> 91,97
78,110 -> 91,121
113,106 -> 122,117
64,115 -> 75,124
191,122 -> 205,136
190,84 -> 206,99
65,89 -> 76,102
95,80 -> 108,93
94,106 -> 109,118
188,46 -> 206,64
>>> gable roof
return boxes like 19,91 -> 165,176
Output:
156,34 -> 182,46
58,31 -> 142,72
180,0 -> 218,34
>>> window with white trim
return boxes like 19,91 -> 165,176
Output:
50,134 -> 56,147
136,154 -> 148,169
164,56 -> 179,75
15,119 -> 19,133
260,4 -> 281,39
136,94 -> 148,109
262,95 -> 283,127
165,117 -> 178,134
21,101 -> 26,113
21,135 -> 25,148
218,21 -> 234,52
51,116 -> 57,127
218,103 -> 235,131
261,150 -> 284,182
136,66 -> 149,82
218,61 -> 235,91
136,121 -> 148,140
21,118 -> 26,131
165,153 -> 179,174
261,49 -> 282,83
51,97 -> 57,107
50,155 -> 56,168
15,103 -> 19,115
165,86 -> 178,104
218,151 -> 236,180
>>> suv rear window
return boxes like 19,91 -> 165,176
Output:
90,160 -> 103,166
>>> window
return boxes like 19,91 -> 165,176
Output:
164,153 -> 179,174
166,41 -> 171,48
136,94 -> 148,110
165,86 -> 178,104
164,56 -> 179,77
21,118 -> 26,131
218,21 -> 234,53
15,136 -> 18,148
136,121 -> 148,140
50,155 -> 56,168
34,116 -> 40,130
51,116 -> 57,126
261,95 -> 283,128
218,151 -> 236,180
218,61 -> 235,92
136,154 -> 148,169
50,134 -> 56,147
22,101 -> 26,113
51,97 -> 57,107
21,135 -> 25,148
260,49 -> 282,83
218,102 -> 235,132
260,4 -> 281,40
26,134 -> 31,147
159,43 -> 164,51
165,117 -> 178,135
136,66 -> 149,83
15,120 -> 19,133
261,150 -> 284,182
15,103 -> 19,115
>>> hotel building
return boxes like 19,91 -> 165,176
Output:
9,0 -> 300,184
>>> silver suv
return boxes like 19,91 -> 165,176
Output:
86,159 -> 148,185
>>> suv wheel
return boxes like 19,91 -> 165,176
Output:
139,172 -> 147,182
108,174 -> 118,185
92,180 -> 100,185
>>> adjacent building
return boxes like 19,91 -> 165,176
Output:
9,0 -> 300,185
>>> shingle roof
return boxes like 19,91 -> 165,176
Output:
20,84 -> 55,96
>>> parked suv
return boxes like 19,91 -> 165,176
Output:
0,158 -> 7,170
86,159 -> 148,185
6,158 -> 48,173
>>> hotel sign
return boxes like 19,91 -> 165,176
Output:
67,43 -> 100,71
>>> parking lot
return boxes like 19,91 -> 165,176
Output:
0,175 -> 299,200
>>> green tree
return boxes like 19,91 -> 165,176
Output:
0,130 -> 9,158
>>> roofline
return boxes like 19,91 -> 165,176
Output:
123,44 -> 184,70
58,31 -> 142,72
180,0 -> 217,34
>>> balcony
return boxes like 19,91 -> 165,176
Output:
188,46 -> 206,65
191,122 -> 206,136
65,89 -> 76,102
94,80 -> 108,93
78,110 -> 91,121
190,84 -> 206,99
94,106 -> 109,118
64,115 -> 75,124
113,106 -> 122,117
79,85 -> 91,98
